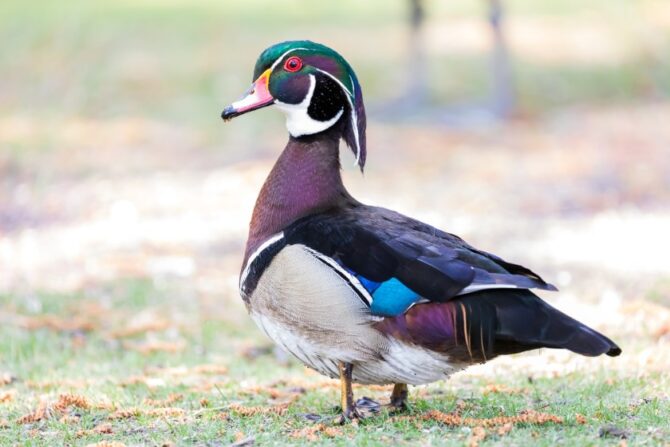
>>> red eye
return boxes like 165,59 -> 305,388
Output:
284,56 -> 303,72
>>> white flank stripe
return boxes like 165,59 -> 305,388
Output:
456,284 -> 520,296
239,232 -> 284,292
302,246 -> 372,306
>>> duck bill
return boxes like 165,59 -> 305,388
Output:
221,68 -> 274,121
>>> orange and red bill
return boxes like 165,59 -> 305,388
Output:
221,68 -> 274,120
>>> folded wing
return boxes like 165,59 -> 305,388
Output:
284,205 -> 556,316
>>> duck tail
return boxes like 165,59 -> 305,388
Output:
465,289 -> 622,357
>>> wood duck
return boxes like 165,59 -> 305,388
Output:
221,40 -> 621,422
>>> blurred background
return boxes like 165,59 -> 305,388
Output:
0,0 -> 669,441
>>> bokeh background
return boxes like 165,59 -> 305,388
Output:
1,0 -> 669,445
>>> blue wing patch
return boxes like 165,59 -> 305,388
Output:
345,268 -> 421,317
370,277 -> 421,316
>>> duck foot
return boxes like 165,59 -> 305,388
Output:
331,397 -> 382,424
334,404 -> 365,425
334,362 -> 383,424
387,383 -> 409,413
355,396 -> 381,414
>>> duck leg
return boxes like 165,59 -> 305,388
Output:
337,361 -> 362,423
389,383 -> 409,411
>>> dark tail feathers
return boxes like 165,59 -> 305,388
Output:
459,289 -> 621,358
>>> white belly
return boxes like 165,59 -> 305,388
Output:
246,243 -> 466,385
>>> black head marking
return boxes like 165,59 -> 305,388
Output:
307,74 -> 347,122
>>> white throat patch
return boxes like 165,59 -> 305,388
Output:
275,74 -> 344,137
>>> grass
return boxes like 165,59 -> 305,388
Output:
1,279 -> 668,446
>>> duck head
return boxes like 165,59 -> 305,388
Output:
222,40 -> 367,168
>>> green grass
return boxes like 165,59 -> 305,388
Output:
1,280 -> 668,446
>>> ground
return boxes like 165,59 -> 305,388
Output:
1,1 -> 670,446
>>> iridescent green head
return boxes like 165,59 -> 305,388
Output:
222,40 -> 367,169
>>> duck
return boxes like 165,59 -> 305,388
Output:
221,40 -> 621,422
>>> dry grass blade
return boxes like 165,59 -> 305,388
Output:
18,315 -> 96,332
109,319 -> 171,338
423,409 -> 564,427
468,426 -> 487,447
17,393 -> 99,424
108,408 -> 141,420
76,423 -> 114,437
289,423 -> 344,441
54,393 -> 91,411
0,390 -> 16,403
143,393 -> 183,406
481,383 -> 526,395
17,398 -> 51,424
0,372 -> 16,386
122,340 -> 185,354
84,442 -> 127,447
228,402 -> 291,416
108,407 -> 186,420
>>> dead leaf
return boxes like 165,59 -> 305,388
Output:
108,407 -> 185,420
108,408 -> 141,419
143,393 -> 182,407
17,397 -> 51,424
85,442 -> 127,447
122,340 -> 185,354
228,402 -> 290,416
468,426 -> 487,447
109,313 -> 171,338
18,314 -> 95,332
497,422 -> 513,436
481,383 -> 526,395
59,415 -> 80,424
0,390 -> 16,403
192,364 -> 228,375
423,409 -> 564,427
76,423 -> 113,437
17,393 -> 98,424
0,372 -> 16,386
289,424 -> 343,441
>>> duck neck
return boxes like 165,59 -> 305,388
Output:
245,127 -> 354,261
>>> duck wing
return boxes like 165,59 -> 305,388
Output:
283,205 -> 556,316
283,205 -> 620,359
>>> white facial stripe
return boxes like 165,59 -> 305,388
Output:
315,68 -> 353,96
266,48 -> 362,160
349,74 -> 362,165
239,232 -> 284,292
275,74 -> 344,137
315,68 -> 361,165
269,47 -> 311,71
